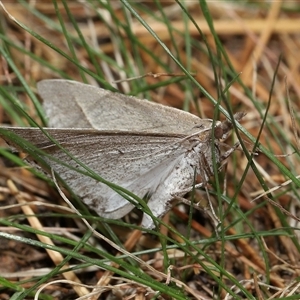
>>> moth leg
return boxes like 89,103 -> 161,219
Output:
142,177 -> 220,230
173,192 -> 221,231
219,141 -> 240,162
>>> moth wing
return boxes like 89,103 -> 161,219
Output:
37,79 -> 212,134
0,127 -> 191,221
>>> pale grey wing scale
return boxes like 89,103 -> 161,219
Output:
38,79 -> 213,134
2,127 -> 197,222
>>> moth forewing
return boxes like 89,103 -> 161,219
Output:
1,126 -> 214,228
0,127 -> 108,187
0,127 -> 144,215
38,79 -> 212,134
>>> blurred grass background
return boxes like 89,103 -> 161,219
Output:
0,1 -> 300,299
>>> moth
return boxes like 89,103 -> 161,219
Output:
0,80 -> 244,228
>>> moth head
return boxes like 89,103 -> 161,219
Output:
215,112 -> 246,140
